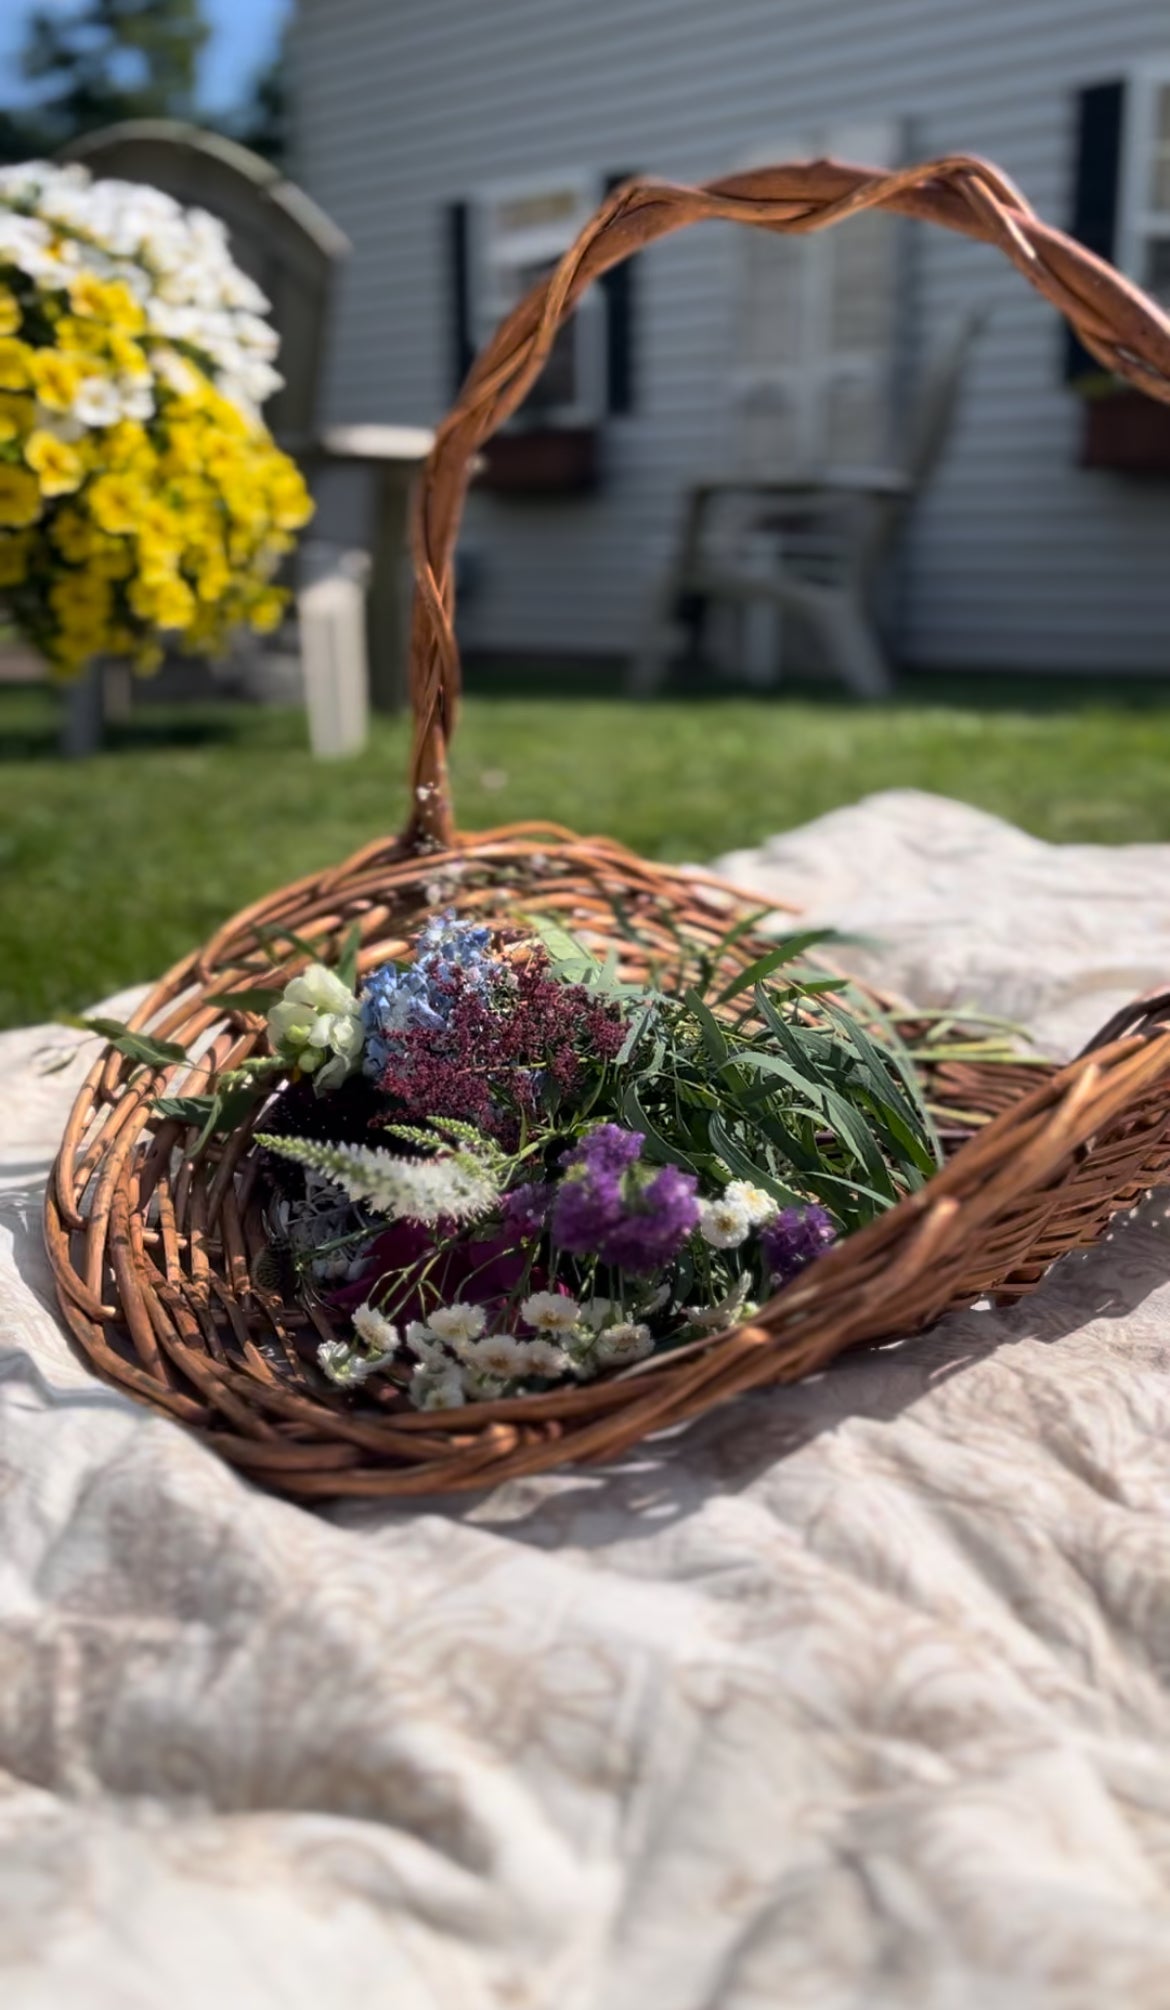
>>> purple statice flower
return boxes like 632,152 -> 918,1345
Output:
565,1124 -> 643,1179
552,1124 -> 699,1275
502,1181 -> 553,1239
761,1205 -> 836,1288
359,912 -> 494,1079
595,1163 -> 701,1273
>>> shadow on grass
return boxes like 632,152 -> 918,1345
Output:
0,683 -> 301,763
5,658 -> 1170,766
462,652 -> 1170,716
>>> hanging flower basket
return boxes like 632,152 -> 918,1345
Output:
0,160 -> 313,680
46,151 -> 1170,1500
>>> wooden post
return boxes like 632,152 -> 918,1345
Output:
59,661 -> 106,757
366,460 -> 413,715
299,554 -> 370,757
317,425 -> 434,718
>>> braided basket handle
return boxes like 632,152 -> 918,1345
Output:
403,152 -> 1170,849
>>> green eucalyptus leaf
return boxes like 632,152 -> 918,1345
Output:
71,1017 -> 188,1069
615,1000 -> 657,1068
621,1079 -> 699,1174
153,1081 -> 263,1153
521,912 -> 601,982
153,1093 -> 218,1125
713,931 -> 850,1006
335,921 -> 363,993
683,988 -> 728,1068
707,1111 -> 801,1206
253,921 -> 329,967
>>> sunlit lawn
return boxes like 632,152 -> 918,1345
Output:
4,667 -> 1170,1027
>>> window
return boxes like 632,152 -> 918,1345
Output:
729,120 -> 903,478
1118,57 -> 1170,308
1066,69 -> 1170,465
472,170 -> 606,427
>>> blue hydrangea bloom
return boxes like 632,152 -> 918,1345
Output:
359,912 -> 494,1079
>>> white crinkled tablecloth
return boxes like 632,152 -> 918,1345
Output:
4,789 -> 1170,2009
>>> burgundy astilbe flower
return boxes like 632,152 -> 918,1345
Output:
329,1218 -> 542,1327
761,1205 -> 836,1287
379,954 -> 626,1141
552,1123 -> 699,1274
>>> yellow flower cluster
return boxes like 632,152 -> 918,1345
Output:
0,260 -> 312,677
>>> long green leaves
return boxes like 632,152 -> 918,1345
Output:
68,1015 -> 188,1069
609,951 -> 945,1236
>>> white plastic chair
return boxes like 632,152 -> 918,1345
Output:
630,307 -> 989,698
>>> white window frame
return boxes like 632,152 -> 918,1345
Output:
727,121 -> 903,477
472,167 -> 605,427
1117,56 -> 1170,300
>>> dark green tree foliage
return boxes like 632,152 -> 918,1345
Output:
0,0 -> 210,162
231,29 -> 288,168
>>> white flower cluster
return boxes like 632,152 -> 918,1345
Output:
257,1127 -> 503,1228
315,1287 -> 659,1410
696,1179 -> 778,1250
406,1294 -> 574,1407
267,964 -> 364,1095
0,160 -> 283,419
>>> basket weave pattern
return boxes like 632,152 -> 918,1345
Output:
47,154 -> 1170,1498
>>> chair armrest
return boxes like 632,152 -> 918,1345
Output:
317,423 -> 435,465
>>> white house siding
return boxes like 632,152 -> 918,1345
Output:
292,0 -> 1170,674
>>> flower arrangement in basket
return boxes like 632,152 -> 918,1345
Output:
246,908 -> 949,1410
0,160 -> 312,677
46,150 -> 1170,1500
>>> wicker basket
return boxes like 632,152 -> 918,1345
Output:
46,152 -> 1170,1500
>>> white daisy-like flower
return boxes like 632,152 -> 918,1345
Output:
427,1301 -> 487,1347
317,1339 -> 390,1389
351,1302 -> 399,1356
115,375 -> 155,421
723,1180 -> 777,1227
461,1332 -> 532,1379
516,1337 -> 570,1377
461,1368 -> 509,1402
409,1364 -> 467,1412
33,405 -> 85,443
684,1276 -> 755,1333
404,1320 -> 447,1368
141,223 -> 189,275
580,1296 -> 619,1332
71,376 -> 124,429
150,345 -> 202,398
594,1322 -> 654,1367
520,1290 -> 581,1336
697,1195 -> 752,1249
219,265 -> 270,314
234,310 -> 281,358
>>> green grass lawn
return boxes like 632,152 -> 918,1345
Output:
4,669 -> 1170,1028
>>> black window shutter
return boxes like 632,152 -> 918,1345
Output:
1065,81 -> 1125,384
601,169 -> 637,413
446,199 -> 475,394
448,178 -> 636,413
